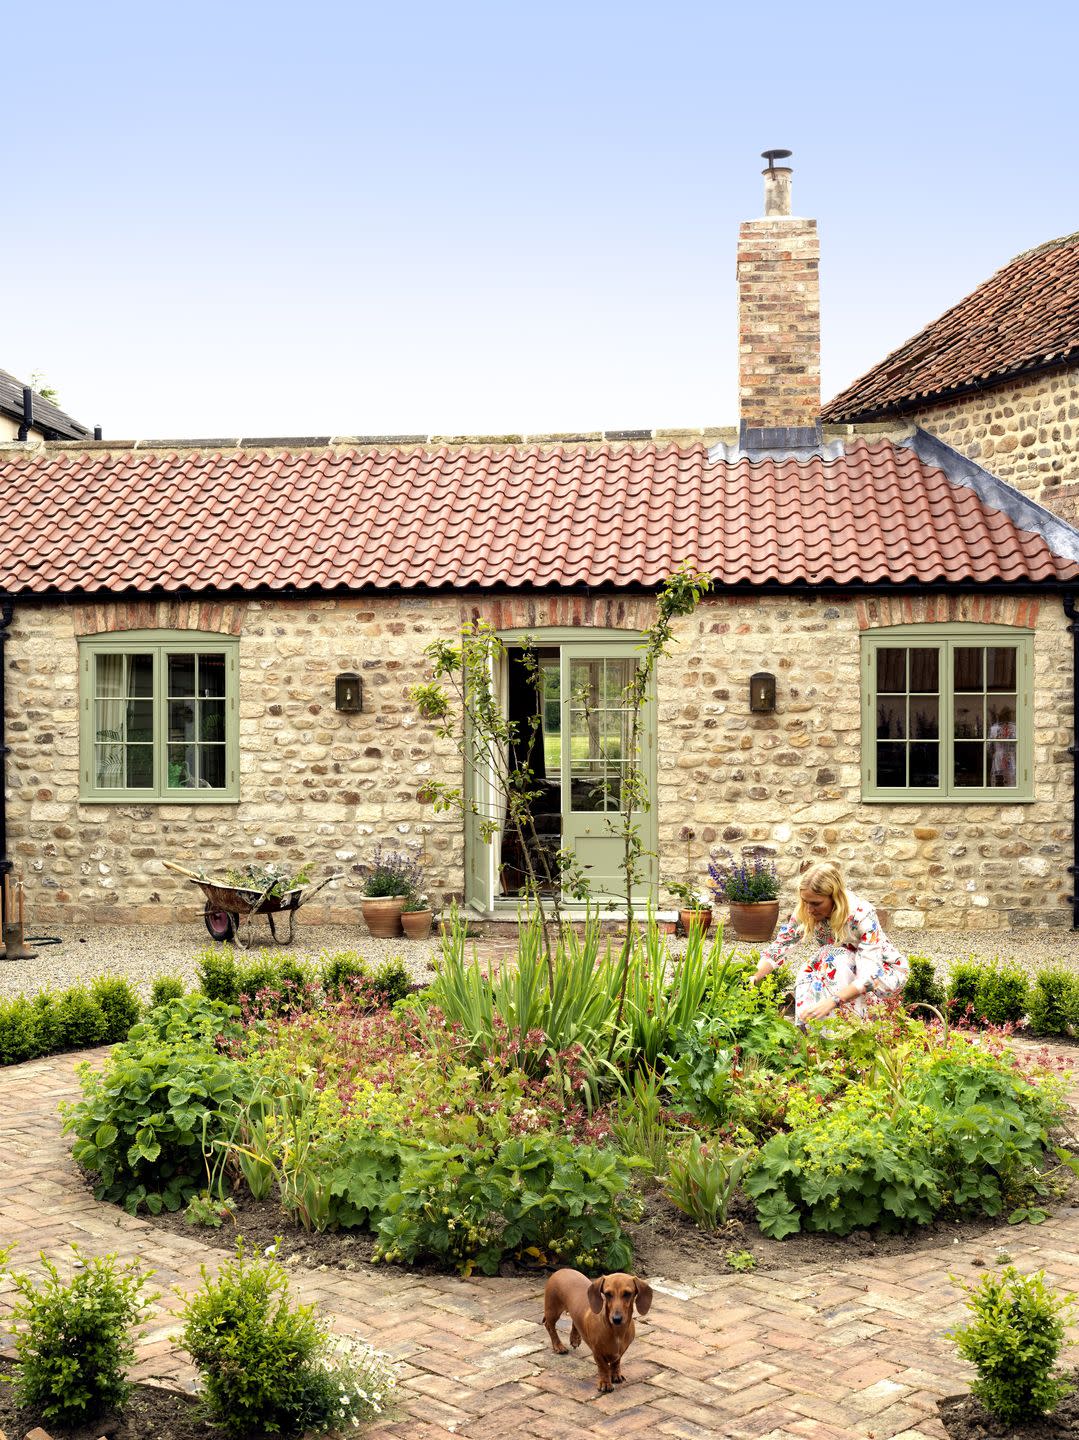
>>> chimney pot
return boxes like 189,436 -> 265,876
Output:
762,165 -> 792,216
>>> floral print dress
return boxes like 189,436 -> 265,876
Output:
757,894 -> 908,1024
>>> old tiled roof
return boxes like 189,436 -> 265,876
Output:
1,432 -> 1076,596
0,369 -> 93,440
823,231 -> 1079,421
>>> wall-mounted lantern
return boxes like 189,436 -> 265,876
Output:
749,671 -> 776,714
335,672 -> 363,713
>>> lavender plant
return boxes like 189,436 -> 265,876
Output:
361,844 -> 424,898
708,848 -> 779,904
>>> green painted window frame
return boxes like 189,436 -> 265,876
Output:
860,623 -> 1034,803
79,631 -> 240,803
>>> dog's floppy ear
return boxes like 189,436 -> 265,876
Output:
633,1278 -> 653,1315
587,1277 -> 606,1314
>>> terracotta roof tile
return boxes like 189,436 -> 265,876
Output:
1,435 -> 1076,597
822,231 -> 1079,420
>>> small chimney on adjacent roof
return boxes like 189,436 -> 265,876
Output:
737,150 -> 821,448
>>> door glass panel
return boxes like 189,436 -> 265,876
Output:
541,661 -> 561,779
568,657 -> 639,813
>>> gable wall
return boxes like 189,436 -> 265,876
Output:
901,366 -> 1079,523
5,589 -> 1073,933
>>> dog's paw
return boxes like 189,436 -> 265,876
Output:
551,1341 -> 568,1355
612,1373 -> 625,1384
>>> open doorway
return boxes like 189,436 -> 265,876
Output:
498,647 -> 562,897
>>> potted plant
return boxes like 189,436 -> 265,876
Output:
666,879 -> 713,937
667,827 -> 712,936
401,892 -> 433,940
708,846 -> 780,942
360,845 -> 423,938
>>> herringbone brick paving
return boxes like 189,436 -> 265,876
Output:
1,1046 -> 1077,1439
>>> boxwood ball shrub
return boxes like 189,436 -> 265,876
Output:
5,1247 -> 155,1428
150,974 -> 186,1009
903,955 -> 945,1012
1027,968 -> 1079,1037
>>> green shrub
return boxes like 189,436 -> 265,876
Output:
373,1134 -> 636,1275
1028,968 -> 1079,1037
90,977 -> 142,1043
371,956 -> 412,1008
0,994 -> 45,1064
904,955 -> 945,1012
197,947 -> 312,1012
664,1137 -> 750,1230
975,965 -> 1030,1027
178,1242 -> 395,1437
952,1266 -> 1074,1423
947,961 -> 982,1018
31,992 -> 63,1053
6,1247 -> 155,1427
321,952 -> 370,996
197,947 -> 239,1003
62,996 -> 251,1215
150,975 -> 186,1009
52,987 -> 109,1050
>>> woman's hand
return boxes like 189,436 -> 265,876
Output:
801,996 -> 837,1022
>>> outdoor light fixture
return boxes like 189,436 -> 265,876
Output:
749,672 -> 776,713
335,672 -> 363,713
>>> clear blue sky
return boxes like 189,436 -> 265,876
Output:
7,0 -> 1077,440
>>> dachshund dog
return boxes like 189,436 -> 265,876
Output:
542,1268 -> 653,1393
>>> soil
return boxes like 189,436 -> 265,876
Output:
0,1380 -> 208,1440
137,1179 -> 1063,1284
938,1374 -> 1079,1439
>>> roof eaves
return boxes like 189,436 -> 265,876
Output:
824,349 -> 1079,423
901,428 -> 1079,567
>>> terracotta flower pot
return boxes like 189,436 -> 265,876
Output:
679,907 -> 713,937
728,899 -> 780,943
401,908 -> 433,940
361,896 -> 406,938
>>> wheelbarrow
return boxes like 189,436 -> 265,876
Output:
163,862 -> 342,949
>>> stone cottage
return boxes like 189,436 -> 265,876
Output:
822,230 -> 1079,524
2,161 -> 1078,934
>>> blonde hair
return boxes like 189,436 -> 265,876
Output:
795,861 -> 851,939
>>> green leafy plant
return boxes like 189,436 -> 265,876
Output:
904,955 -> 945,1011
371,956 -> 413,1008
89,976 -> 142,1042
150,975 -> 186,1009
976,965 -> 1031,1027
219,860 -> 312,898
951,1266 -> 1074,1423
184,1190 -> 238,1228
611,1067 -> 676,1178
5,1247 -> 156,1427
402,892 -> 430,913
726,1249 -> 757,1272
1028,967 -> 1079,1037
947,960 -> 982,1018
178,1241 -> 395,1437
664,1136 -> 750,1230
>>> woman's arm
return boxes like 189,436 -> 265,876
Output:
749,914 -> 801,983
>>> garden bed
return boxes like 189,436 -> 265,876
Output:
0,1375 -> 205,1440
938,1374 -> 1079,1439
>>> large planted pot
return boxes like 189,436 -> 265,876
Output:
361,896 -> 406,938
728,899 -> 780,943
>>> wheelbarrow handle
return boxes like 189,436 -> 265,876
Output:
302,872 -> 345,899
162,860 -> 204,881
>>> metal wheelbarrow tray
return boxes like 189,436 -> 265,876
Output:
163,861 -> 340,949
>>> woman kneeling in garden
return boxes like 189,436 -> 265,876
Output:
750,860 -> 909,1025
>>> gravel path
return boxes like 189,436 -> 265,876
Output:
3,916 -> 1079,1000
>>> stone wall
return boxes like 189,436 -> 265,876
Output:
900,365 -> 1079,523
5,588 -> 1072,930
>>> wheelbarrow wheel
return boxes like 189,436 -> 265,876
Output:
204,903 -> 235,943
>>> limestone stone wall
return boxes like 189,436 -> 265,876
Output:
5,588 -> 1072,931
900,366 -> 1079,524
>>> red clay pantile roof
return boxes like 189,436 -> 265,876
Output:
2,433 -> 1076,596
822,231 -> 1079,421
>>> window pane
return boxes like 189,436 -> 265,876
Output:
876,696 -> 906,739
876,650 -> 906,693
986,648 -> 1016,691
95,654 -> 125,699
954,742 -> 984,787
95,743 -> 125,787
910,695 -> 939,740
200,699 -> 226,742
954,696 -> 984,739
199,745 -> 227,789
988,741 -> 1017,788
909,648 -> 939,692
168,654 -> 196,698
988,698 -> 1017,733
199,653 -> 227,698
126,745 -> 153,788
169,699 -> 197,741
168,745 -> 199,788
954,647 -> 983,691
877,742 -> 906,787
129,655 -> 154,697
909,742 -> 940,787
126,699 -> 153,743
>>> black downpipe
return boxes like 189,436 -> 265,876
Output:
1064,593 -> 1079,931
0,596 -> 11,928
17,387 -> 32,442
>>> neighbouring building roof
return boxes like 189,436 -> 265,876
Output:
822,231 -> 1079,421
2,432 -> 1077,597
0,369 -> 94,441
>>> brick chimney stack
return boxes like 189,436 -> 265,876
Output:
737,153 -> 821,446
